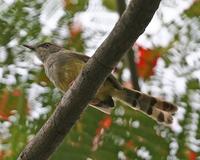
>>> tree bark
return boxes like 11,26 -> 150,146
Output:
18,0 -> 161,159
116,0 -> 140,90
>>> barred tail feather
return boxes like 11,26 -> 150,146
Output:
113,88 -> 177,124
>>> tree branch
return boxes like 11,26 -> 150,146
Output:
18,0 -> 161,159
116,0 -> 140,90
116,0 -> 126,16
127,49 -> 140,90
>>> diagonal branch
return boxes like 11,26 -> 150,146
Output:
116,0 -> 140,91
18,0 -> 161,159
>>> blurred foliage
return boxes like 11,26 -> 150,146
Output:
184,0 -> 200,18
67,21 -> 85,52
0,0 -> 200,160
51,102 -> 172,160
64,0 -> 89,16
102,0 -> 117,11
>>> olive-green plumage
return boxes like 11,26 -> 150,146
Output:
24,42 -> 178,124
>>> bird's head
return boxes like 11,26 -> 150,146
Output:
23,42 -> 62,62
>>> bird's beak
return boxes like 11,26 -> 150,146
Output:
23,44 -> 35,51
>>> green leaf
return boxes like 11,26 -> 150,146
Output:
184,1 -> 200,18
65,0 -> 89,16
102,0 -> 117,11
187,78 -> 200,90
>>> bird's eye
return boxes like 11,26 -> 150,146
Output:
38,43 -> 51,49
43,43 -> 50,48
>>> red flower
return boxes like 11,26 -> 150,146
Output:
92,116 -> 112,151
189,150 -> 197,160
99,116 -> 112,129
125,140 -> 134,149
136,46 -> 160,79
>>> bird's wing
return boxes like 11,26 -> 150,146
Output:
64,50 -> 122,90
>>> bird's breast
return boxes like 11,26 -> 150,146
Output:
44,57 -> 85,93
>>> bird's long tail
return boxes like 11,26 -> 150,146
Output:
112,88 -> 177,124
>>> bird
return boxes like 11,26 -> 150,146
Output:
23,42 -> 177,124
